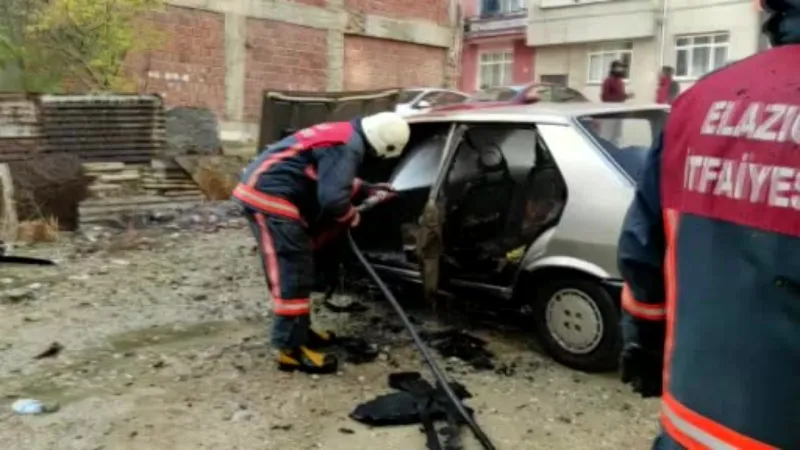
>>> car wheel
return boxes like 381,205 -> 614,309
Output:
531,278 -> 621,372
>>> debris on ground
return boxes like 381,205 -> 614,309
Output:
33,341 -> 64,359
323,295 -> 370,313
350,372 -> 474,450
422,330 -> 495,371
11,398 -> 60,415
335,337 -> 380,364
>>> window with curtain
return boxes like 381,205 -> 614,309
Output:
587,41 -> 633,83
675,33 -> 730,79
478,51 -> 514,88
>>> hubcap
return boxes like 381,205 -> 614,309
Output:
544,288 -> 603,354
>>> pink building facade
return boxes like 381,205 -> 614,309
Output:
460,0 -> 534,92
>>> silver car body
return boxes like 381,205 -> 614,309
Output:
404,102 -> 669,283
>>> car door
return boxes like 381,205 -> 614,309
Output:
417,123 -> 556,296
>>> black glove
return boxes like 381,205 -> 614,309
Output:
620,344 -> 663,398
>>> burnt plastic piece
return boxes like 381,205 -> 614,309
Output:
336,337 -> 380,364
350,372 -> 473,450
422,330 -> 495,371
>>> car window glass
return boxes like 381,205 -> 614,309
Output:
533,86 -> 553,102
398,90 -> 422,104
434,92 -> 467,106
578,110 -> 668,183
468,87 -> 517,102
420,91 -> 443,103
447,127 -> 536,183
390,134 -> 444,190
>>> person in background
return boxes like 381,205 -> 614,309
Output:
655,66 -> 680,105
601,60 -> 633,103
600,60 -> 633,144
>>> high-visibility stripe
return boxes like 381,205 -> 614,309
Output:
662,393 -> 777,450
254,213 -> 311,317
662,208 -> 679,390
247,145 -> 304,187
232,184 -> 302,222
254,212 -> 281,302
621,282 -> 667,320
273,297 -> 310,316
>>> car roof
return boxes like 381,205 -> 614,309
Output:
407,102 -> 669,125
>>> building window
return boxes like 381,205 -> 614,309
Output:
587,42 -> 633,83
479,0 -> 525,17
478,51 -> 513,88
675,33 -> 729,79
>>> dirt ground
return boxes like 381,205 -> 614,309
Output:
0,221 -> 660,450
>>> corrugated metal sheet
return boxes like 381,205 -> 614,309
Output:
0,93 -> 41,163
39,94 -> 165,164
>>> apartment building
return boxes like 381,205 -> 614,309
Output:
527,0 -> 764,103
460,0 -> 535,92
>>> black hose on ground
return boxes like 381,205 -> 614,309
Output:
346,230 -> 497,450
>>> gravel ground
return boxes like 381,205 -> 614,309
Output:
0,223 -> 660,450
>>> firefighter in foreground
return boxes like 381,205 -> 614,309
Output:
617,1 -> 800,448
232,112 -> 409,374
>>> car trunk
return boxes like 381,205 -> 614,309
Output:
257,88 -> 402,152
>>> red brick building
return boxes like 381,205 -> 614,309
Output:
129,0 -> 457,141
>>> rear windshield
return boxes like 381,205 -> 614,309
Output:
576,110 -> 668,183
398,90 -> 423,104
467,87 -> 520,103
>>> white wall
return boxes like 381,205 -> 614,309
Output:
534,39 -> 659,103
530,0 -> 761,101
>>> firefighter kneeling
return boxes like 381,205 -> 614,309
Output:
232,112 -> 409,374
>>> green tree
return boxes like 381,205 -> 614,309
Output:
0,0 -> 162,92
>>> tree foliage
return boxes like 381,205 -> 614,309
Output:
0,0 -> 163,92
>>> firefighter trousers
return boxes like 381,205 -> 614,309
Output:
245,209 -> 314,349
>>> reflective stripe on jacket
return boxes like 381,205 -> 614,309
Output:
618,45 -> 800,449
232,121 -> 368,224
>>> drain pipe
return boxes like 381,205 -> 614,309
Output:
658,0 -> 670,68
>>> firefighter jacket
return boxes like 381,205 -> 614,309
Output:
232,120 -> 374,229
618,44 -> 800,449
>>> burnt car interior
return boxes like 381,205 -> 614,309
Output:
353,122 -> 568,291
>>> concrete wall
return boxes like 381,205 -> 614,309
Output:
128,0 -> 456,141
534,38 -> 657,103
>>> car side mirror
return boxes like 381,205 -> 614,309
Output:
415,100 -> 431,109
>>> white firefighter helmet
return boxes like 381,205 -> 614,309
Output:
360,112 -> 410,159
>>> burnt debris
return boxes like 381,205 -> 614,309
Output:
422,330 -> 495,371
350,372 -> 474,450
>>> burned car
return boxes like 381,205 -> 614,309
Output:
342,103 -> 668,372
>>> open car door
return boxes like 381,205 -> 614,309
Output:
416,124 -> 465,300
417,123 -> 567,300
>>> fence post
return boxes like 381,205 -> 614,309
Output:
0,163 -> 18,245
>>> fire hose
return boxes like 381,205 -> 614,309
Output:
350,192 -> 497,450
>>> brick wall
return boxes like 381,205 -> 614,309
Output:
131,6 -> 227,118
131,0 -> 454,129
345,0 -> 449,24
243,20 -> 328,122
343,36 -> 446,90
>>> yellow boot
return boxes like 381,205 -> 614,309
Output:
277,346 -> 338,374
307,329 -> 337,349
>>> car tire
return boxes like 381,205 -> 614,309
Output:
531,278 -> 621,373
